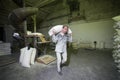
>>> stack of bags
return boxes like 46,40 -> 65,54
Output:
112,15 -> 120,72
19,47 -> 36,68
0,42 -> 11,56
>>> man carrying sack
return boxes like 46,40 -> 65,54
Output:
48,25 -> 72,75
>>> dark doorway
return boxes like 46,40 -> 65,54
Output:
0,27 -> 5,42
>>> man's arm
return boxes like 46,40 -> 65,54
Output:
67,34 -> 72,42
52,34 -> 58,43
51,29 -> 59,43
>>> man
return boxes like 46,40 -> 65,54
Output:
11,30 -> 24,53
51,25 -> 72,75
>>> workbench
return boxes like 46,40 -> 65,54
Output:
25,33 -> 50,55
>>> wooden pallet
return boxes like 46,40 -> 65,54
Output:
36,55 -> 56,65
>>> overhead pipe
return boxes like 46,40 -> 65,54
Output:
8,7 -> 38,26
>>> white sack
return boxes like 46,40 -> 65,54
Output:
48,25 -> 72,36
19,47 -> 26,64
19,47 -> 37,68
30,48 -> 37,65
21,47 -> 33,68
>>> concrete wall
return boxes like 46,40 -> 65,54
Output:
69,19 -> 115,48
0,25 -> 14,43
4,25 -> 15,43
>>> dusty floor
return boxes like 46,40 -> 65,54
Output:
0,48 -> 119,80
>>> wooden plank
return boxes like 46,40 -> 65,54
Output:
36,55 -> 56,65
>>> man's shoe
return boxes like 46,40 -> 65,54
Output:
57,71 -> 63,75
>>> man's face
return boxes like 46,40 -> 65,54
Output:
62,26 -> 68,34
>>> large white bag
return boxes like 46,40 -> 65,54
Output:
48,25 -> 72,36
30,48 -> 36,65
19,47 -> 26,64
19,47 -> 36,68
21,47 -> 33,68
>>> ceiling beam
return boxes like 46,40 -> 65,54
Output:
39,8 -> 50,14
34,0 -> 55,8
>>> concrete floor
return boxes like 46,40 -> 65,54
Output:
0,48 -> 119,80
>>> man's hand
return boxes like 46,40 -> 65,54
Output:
52,29 -> 56,35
